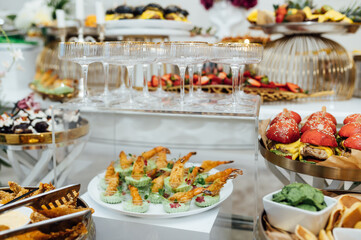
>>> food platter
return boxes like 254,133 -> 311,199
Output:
105,19 -> 194,31
259,139 -> 361,181
0,119 -> 89,145
249,22 -> 360,35
87,166 -> 233,219
29,83 -> 78,102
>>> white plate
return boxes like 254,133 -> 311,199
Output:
87,166 -> 233,218
333,228 -> 361,240
105,19 -> 194,31
0,204 -> 33,229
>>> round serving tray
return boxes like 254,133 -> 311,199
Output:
259,139 -> 361,182
0,186 -> 95,240
0,119 -> 89,145
29,83 -> 78,102
250,22 -> 360,35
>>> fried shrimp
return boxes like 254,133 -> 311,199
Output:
119,151 -> 133,169
169,152 -> 196,189
151,173 -> 169,193
168,187 -> 204,203
128,185 -> 143,206
9,181 -> 29,196
105,161 -> 116,181
204,173 -> 240,196
205,168 -> 242,183
105,174 -> 120,196
142,146 -> 170,160
156,148 -> 169,169
200,160 -> 234,172
185,166 -> 204,185
131,156 -> 146,180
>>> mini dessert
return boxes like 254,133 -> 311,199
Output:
63,110 -> 81,129
299,129 -> 337,162
105,9 -> 116,21
266,119 -> 301,160
165,152 -> 196,193
123,185 -> 149,213
13,117 -> 34,134
114,5 -> 134,20
133,6 -> 146,18
344,113 -> 361,124
270,108 -> 302,125
0,113 -> 13,133
125,156 -> 151,187
164,5 -> 189,21
138,3 -> 164,19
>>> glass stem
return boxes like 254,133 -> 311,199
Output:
80,64 -> 89,99
188,65 -> 194,97
179,65 -> 186,105
157,62 -> 163,92
126,65 -> 134,104
238,65 -> 245,94
143,64 -> 149,97
231,66 -> 239,106
102,62 -> 110,96
197,64 -> 202,93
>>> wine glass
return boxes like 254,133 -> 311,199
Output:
154,42 -> 169,98
58,42 -> 102,105
107,41 -> 144,108
134,42 -> 158,105
210,42 -> 263,112
162,41 -> 208,106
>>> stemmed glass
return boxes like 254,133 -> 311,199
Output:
107,41 -> 143,108
58,42 -> 102,104
154,42 -> 169,98
134,42 -> 158,105
162,42 -> 208,106
210,42 -> 263,111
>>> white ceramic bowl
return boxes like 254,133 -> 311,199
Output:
333,228 -> 361,240
263,189 -> 337,234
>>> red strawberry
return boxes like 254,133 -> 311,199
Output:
193,74 -> 199,83
243,71 -> 251,78
218,72 -> 227,80
286,82 -> 302,93
200,76 -> 210,85
254,75 -> 263,81
207,74 -> 216,80
223,78 -> 232,85
211,77 -> 222,85
165,79 -> 173,87
247,78 -> 261,87
276,14 -> 285,23
279,87 -> 289,91
148,82 -> 152,87
173,80 -> 181,86
151,76 -> 159,87
275,83 -> 286,88
261,82 -> 277,88
162,73 -> 171,81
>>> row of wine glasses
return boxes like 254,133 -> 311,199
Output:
58,41 -> 263,112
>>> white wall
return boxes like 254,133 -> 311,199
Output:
1,0 -> 361,51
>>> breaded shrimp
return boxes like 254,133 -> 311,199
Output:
128,185 -> 143,206
205,168 -> 242,183
168,187 -> 204,203
105,161 -> 116,181
131,156 -> 145,180
142,146 -> 170,160
156,148 -> 169,170
200,160 -> 234,172
169,152 -> 196,189
119,151 -> 133,169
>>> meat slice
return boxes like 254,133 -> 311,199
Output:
300,145 -> 328,160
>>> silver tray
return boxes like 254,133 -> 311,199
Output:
259,139 -> 361,182
0,187 -> 95,240
250,22 -> 360,35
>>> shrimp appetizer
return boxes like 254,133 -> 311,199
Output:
100,172 -> 123,204
100,161 -> 116,190
163,187 -> 204,213
149,171 -> 170,204
195,172 -> 241,207
123,185 -> 150,213
125,156 -> 151,187
164,152 -> 196,193
115,151 -> 134,178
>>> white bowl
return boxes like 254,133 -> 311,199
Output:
333,228 -> 361,240
263,189 -> 337,234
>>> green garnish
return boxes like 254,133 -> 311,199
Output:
158,189 -> 165,196
189,166 -> 195,173
145,195 -> 149,200
167,163 -> 174,169
196,177 -> 205,185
